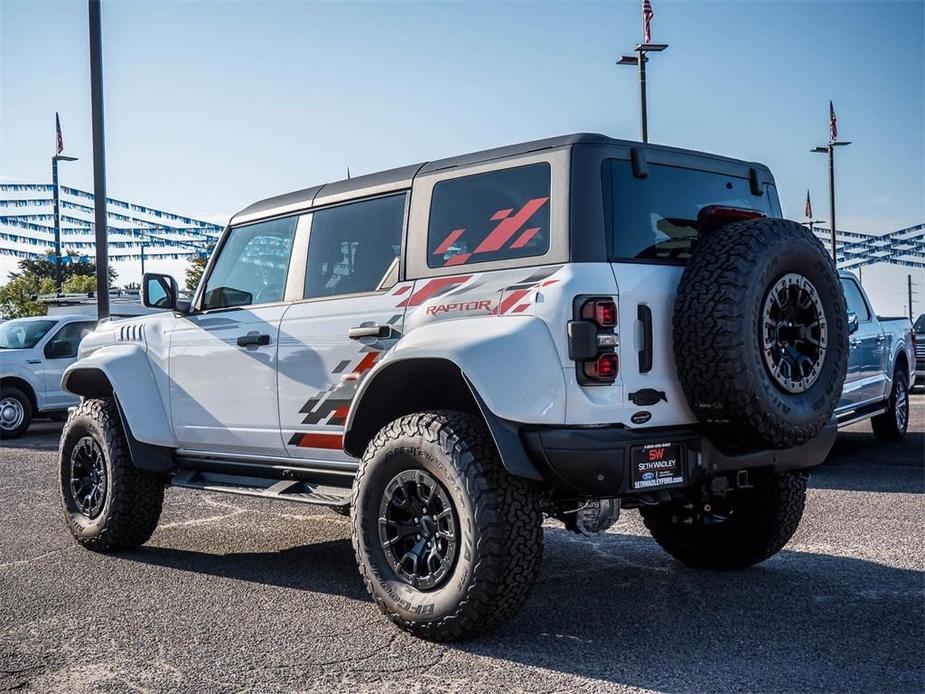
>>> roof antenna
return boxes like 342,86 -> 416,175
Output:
346,166 -> 351,180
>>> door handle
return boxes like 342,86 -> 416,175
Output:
236,332 -> 270,348
26,359 -> 41,364
348,325 -> 394,340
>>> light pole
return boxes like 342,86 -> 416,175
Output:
89,0 -> 110,320
51,153 -> 78,293
617,42 -> 668,143
811,141 -> 851,265
804,218 -> 826,233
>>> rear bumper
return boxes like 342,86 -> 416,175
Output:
521,421 -> 837,497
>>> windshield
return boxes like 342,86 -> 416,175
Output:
914,314 -> 925,333
0,319 -> 57,349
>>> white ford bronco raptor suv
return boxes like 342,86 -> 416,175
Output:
58,134 -> 849,640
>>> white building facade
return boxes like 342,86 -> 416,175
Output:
0,183 -> 223,285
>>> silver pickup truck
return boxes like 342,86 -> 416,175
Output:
836,272 -> 915,440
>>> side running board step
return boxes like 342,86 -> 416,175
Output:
835,402 -> 888,428
170,469 -> 351,507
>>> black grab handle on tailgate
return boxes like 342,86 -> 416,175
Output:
638,304 -> 653,373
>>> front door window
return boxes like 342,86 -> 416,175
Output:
201,217 -> 297,310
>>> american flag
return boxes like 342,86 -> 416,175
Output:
829,100 -> 838,143
805,190 -> 812,219
55,112 -> 63,155
643,0 -> 654,44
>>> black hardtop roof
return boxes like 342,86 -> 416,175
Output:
231,133 -> 770,225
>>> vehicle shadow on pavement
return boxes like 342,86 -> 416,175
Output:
457,529 -> 925,691
467,527 -> 924,692
121,526 -> 922,692
122,537 -> 373,602
813,429 -> 925,493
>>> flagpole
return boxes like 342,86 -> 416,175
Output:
828,145 -> 837,263
52,155 -> 62,292
52,115 -> 78,294
812,102 -> 851,267
619,50 -> 664,144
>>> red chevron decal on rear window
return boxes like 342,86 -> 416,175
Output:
427,163 -> 551,267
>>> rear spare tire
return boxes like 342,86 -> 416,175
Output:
674,217 -> 847,449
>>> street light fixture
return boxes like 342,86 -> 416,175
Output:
51,153 -> 79,293
812,141 -> 852,265
617,43 -> 669,143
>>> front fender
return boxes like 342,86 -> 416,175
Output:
0,362 -> 42,404
62,344 -> 177,448
350,316 -> 567,428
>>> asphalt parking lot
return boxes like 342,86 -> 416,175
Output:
1,399 -> 923,693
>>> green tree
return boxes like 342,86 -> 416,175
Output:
0,251 -> 117,319
185,247 -> 214,294
0,275 -> 56,318
11,250 -> 117,284
61,275 -> 98,294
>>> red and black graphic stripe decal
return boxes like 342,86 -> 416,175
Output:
396,275 -> 472,308
287,432 -> 344,449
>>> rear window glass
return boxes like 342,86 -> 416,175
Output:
604,159 -> 775,263
428,163 -> 551,268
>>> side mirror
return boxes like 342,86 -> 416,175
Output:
847,311 -> 859,334
143,273 -> 179,310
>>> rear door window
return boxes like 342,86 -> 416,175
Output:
428,163 -> 551,267
604,160 -> 775,263
304,194 -> 405,299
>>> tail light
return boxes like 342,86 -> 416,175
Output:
581,299 -> 617,328
696,205 -> 766,232
568,296 -> 619,385
584,353 -> 619,381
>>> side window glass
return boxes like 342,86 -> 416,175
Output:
305,194 -> 405,299
427,163 -> 551,268
841,279 -> 870,322
44,321 -> 96,359
202,217 -> 297,310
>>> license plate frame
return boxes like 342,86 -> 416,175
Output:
630,442 -> 686,491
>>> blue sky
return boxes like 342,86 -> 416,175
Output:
1,0 -> 923,311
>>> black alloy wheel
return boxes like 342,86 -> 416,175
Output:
378,469 -> 458,590
761,272 -> 828,394
68,436 -> 108,518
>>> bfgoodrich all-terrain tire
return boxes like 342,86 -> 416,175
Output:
640,470 -> 807,570
871,368 -> 910,442
674,217 -> 848,449
59,398 -> 165,552
352,411 -> 543,641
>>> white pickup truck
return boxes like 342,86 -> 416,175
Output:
0,315 -> 98,438
836,272 -> 914,440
